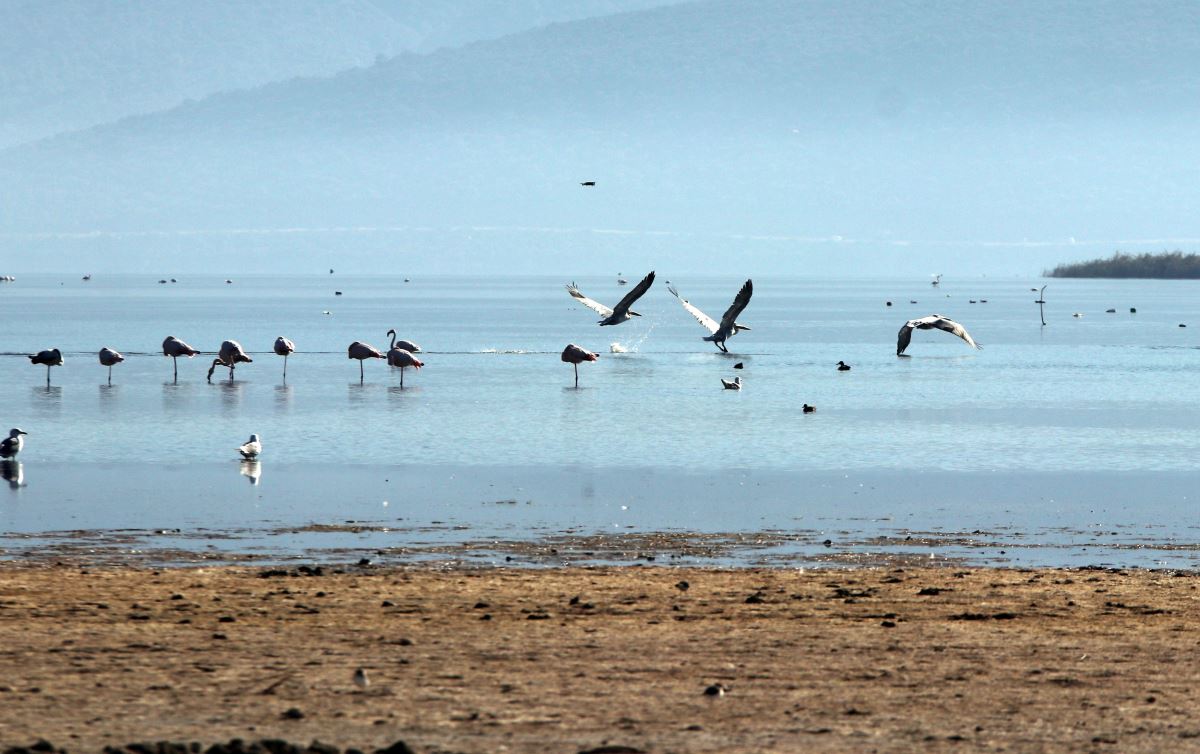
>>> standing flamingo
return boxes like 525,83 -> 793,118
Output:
386,342 -> 424,388
207,340 -> 253,382
348,341 -> 384,383
386,329 -> 421,353
274,336 -> 295,379
162,336 -> 200,381
561,344 -> 598,387
98,347 -> 124,384
28,348 -> 63,386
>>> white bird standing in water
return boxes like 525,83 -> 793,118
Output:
28,348 -> 63,386
721,376 -> 742,390
98,347 -> 124,384
561,344 -> 598,387
162,336 -> 200,381
1,428 -> 27,458
207,340 -> 253,382
273,336 -> 295,380
237,433 -> 261,459
566,270 -> 656,326
667,279 -> 753,352
348,341 -> 384,383
896,315 -> 981,356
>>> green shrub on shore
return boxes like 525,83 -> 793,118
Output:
1046,251 -> 1200,279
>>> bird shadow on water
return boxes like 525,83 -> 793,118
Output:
386,385 -> 423,399
1,460 -> 24,490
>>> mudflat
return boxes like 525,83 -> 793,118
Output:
1,564 -> 1198,753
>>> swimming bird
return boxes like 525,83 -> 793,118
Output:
207,340 -> 252,382
733,362 -> 744,369
386,344 -> 424,388
98,347 -> 124,384
931,274 -> 942,287
162,336 -> 200,381
837,361 -> 851,371
273,336 -> 295,379
580,181 -> 596,187
348,341 -> 384,383
721,376 -> 742,390
566,270 -> 655,326
561,344 -> 598,388
802,404 -> 816,413
29,349 -> 63,385
386,329 -> 421,353
1,428 -> 27,458
896,315 -> 981,356
667,279 -> 753,353
237,433 -> 261,460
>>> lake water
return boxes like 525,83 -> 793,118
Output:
1,273 -> 1197,567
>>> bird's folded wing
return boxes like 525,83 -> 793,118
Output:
566,284 -> 614,317
717,280 -> 753,333
668,285 -> 719,334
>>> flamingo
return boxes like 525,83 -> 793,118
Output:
28,348 -> 63,386
566,271 -> 655,326
98,347 -> 124,384
348,341 -> 384,383
162,336 -> 200,381
274,336 -> 295,379
386,329 -> 421,353
386,345 -> 424,388
207,340 -> 252,382
667,279 -> 753,352
561,344 -> 598,387
897,315 -> 981,356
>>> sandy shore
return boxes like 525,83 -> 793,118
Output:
1,563 -> 1199,752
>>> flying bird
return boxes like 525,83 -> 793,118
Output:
29,349 -> 63,386
207,340 -> 253,382
98,347 -> 124,384
162,336 -> 200,381
1,428 -> 27,459
273,336 -> 295,379
566,271 -> 656,326
896,315 -> 981,356
348,341 -> 384,383
721,376 -> 742,390
561,343 -> 599,388
237,433 -> 261,460
667,279 -> 753,352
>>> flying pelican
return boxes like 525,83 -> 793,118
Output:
386,329 -> 421,353
237,433 -> 262,460
386,344 -> 424,388
274,336 -> 295,379
566,270 -> 656,326
721,376 -> 742,390
28,349 -> 63,386
667,279 -> 753,352
98,347 -> 124,384
896,315 -> 981,356
1,428 -> 27,458
561,343 -> 598,387
162,336 -> 200,381
207,340 -> 252,382
348,341 -> 384,383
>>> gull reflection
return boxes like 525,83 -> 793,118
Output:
1,460 -> 25,489
239,460 -> 262,486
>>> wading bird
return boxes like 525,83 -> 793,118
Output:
273,336 -> 295,379
348,341 -> 384,383
386,329 -> 421,353
561,344 -> 598,388
386,343 -> 424,388
897,315 -> 981,356
667,279 -> 753,352
566,271 -> 655,326
207,340 -> 252,382
29,349 -> 63,386
98,347 -> 124,384
1,428 -> 27,458
162,336 -> 200,381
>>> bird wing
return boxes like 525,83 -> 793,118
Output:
932,317 -> 981,349
0,437 -> 14,456
667,284 -> 719,334
896,322 -> 914,355
566,283 -> 613,318
610,270 -> 655,318
715,279 -> 753,337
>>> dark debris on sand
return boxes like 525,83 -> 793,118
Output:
4,741 -> 416,754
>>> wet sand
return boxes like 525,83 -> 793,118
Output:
1,563 -> 1199,752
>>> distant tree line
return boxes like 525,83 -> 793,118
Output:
1046,251 -> 1200,278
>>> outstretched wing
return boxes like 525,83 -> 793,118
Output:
566,283 -> 614,318
610,270 -> 656,318
715,279 -> 753,338
667,284 -> 719,334
933,317 -> 981,349
896,322 -> 914,355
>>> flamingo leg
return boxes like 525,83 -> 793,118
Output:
46,365 -> 51,386
283,354 -> 288,380
359,360 -> 364,384
172,356 -> 178,382
400,367 -> 405,389
108,365 -> 112,384
574,363 -> 579,388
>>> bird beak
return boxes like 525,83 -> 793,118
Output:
17,431 -> 27,436
629,311 -> 641,317
737,325 -> 751,331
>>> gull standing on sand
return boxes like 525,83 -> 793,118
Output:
561,344 -> 599,388
162,336 -> 200,381
348,341 -> 384,383
896,315 -> 981,356
28,348 -> 63,386
237,433 -> 261,460
566,270 -> 656,326
273,337 -> 295,379
667,279 -> 753,353
207,340 -> 253,382
98,347 -> 124,384
1,428 -> 27,458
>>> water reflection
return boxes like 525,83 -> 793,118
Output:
217,380 -> 245,414
1,460 -> 25,489
31,385 -> 63,415
239,460 -> 262,486
274,384 -> 293,412
162,380 -> 196,412
98,383 -> 120,411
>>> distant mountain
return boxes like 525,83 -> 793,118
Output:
1048,251 -> 1200,279
1,0 -> 1198,274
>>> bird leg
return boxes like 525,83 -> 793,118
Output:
108,365 -> 112,385
46,365 -> 50,386
400,367 -> 405,389
574,363 -> 579,388
283,354 -> 288,381
173,356 -> 178,382
359,360 -> 364,384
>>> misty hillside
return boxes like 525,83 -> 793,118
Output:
2,0 -> 1199,273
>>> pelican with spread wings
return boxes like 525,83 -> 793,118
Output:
896,315 -> 980,356
566,271 -> 655,326
667,279 -> 753,353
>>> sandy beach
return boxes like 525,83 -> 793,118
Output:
1,563 -> 1198,752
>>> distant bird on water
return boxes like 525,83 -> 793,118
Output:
273,336 -> 295,379
667,279 -> 753,353
207,340 -> 252,382
721,376 -> 742,390
837,361 -> 851,371
566,270 -> 655,326
561,344 -> 598,388
29,348 -> 63,386
896,315 -> 980,356
580,181 -> 596,187
162,336 -> 200,381
237,433 -> 261,460
1,428 -> 27,459
348,341 -> 384,383
802,404 -> 816,413
98,347 -> 124,384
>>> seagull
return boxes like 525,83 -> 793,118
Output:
386,329 -> 421,353
566,271 -> 655,326
896,315 -> 981,356
237,433 -> 261,460
837,361 -> 851,371
348,341 -> 384,383
721,376 -> 742,390
561,344 -> 598,388
667,279 -> 753,353
98,347 -> 124,384
162,336 -> 200,381
273,336 -> 295,380
28,349 -> 63,386
1,428 -> 27,458
386,344 -> 424,388
207,340 -> 252,382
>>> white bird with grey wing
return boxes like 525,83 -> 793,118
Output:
896,315 -> 981,356
667,280 -> 753,352
1,428 -> 28,459
566,270 -> 655,326
237,433 -> 261,460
